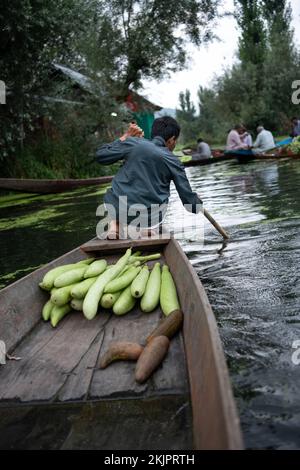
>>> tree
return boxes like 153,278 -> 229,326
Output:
80,0 -> 221,99
261,0 -> 300,129
197,86 -> 220,138
234,0 -> 267,67
192,0 -> 300,139
0,0 -> 92,157
176,90 -> 199,143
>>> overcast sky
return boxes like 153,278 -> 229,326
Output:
142,0 -> 300,110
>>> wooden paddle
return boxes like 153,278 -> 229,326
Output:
204,208 -> 230,240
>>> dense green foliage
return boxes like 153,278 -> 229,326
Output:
0,0 -> 219,177
177,0 -> 300,144
176,90 -> 199,143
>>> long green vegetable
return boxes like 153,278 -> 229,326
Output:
113,285 -> 136,315
104,266 -> 141,293
70,277 -> 97,299
70,298 -> 84,311
131,266 -> 150,298
39,264 -> 78,291
100,291 -> 122,309
51,304 -> 72,327
39,259 -> 94,291
160,265 -> 180,316
77,258 -> 95,265
83,249 -> 132,320
84,259 -> 107,278
140,263 -> 161,313
128,253 -> 161,264
42,299 -> 54,321
54,266 -> 87,288
51,284 -> 77,307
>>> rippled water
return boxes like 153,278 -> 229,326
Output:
1,158 -> 300,449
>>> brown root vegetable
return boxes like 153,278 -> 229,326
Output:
146,309 -> 183,344
99,342 -> 144,369
135,336 -> 170,384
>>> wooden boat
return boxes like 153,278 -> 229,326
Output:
180,148 -> 235,167
231,152 -> 300,164
0,176 -> 114,194
183,154 -> 235,167
0,236 -> 243,450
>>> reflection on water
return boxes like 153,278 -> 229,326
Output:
170,160 -> 300,450
0,158 -> 300,448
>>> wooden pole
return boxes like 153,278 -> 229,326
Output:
203,208 -> 230,240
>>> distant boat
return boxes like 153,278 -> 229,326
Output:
0,176 -> 114,194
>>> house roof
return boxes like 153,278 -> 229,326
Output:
126,91 -> 162,113
53,63 -> 162,112
52,63 -> 99,95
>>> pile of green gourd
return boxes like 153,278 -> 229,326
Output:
39,249 -> 180,328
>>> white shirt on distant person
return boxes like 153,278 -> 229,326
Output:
253,130 -> 275,155
195,141 -> 212,159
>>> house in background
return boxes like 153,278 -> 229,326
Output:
125,92 -> 162,139
49,64 -> 162,139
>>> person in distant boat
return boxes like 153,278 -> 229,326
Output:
291,117 -> 300,137
193,138 -> 212,160
252,126 -> 276,155
240,126 -> 253,148
226,125 -> 249,151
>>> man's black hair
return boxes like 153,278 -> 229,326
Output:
292,117 -> 298,121
151,116 -> 181,141
197,137 -> 203,143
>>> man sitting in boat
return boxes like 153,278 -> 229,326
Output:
252,126 -> 275,155
96,116 -> 202,239
291,117 -> 300,137
192,138 -> 212,160
226,125 -> 249,152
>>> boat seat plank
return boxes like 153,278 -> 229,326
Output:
81,237 -> 170,255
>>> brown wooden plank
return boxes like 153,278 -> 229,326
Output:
81,236 -> 170,255
0,313 -> 110,403
89,309 -> 151,399
164,238 -> 243,450
58,330 -> 105,402
152,334 -> 188,395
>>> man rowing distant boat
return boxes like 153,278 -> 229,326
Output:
96,116 -> 203,239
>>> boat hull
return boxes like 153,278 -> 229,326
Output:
0,176 -> 113,194
0,237 -> 243,449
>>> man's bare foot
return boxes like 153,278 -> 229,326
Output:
106,220 -> 120,240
